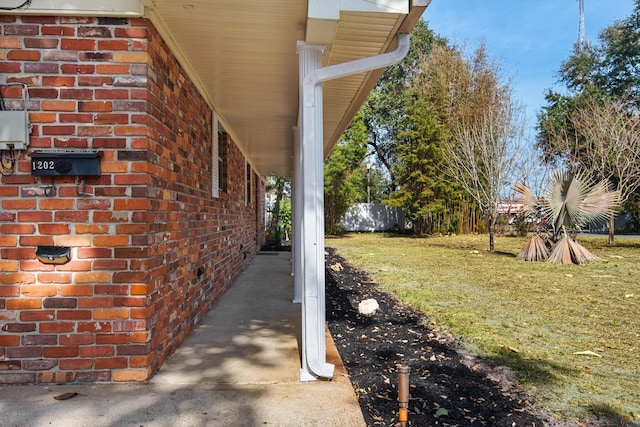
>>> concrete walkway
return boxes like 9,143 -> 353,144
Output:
0,252 -> 366,427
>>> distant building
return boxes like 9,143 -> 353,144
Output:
496,203 -> 525,215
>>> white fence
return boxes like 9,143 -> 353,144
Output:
339,203 -> 406,232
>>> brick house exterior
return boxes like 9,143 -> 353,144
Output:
0,15 -> 265,383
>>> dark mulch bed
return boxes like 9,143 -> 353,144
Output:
325,248 -> 634,427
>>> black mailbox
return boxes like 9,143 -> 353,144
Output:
31,150 -> 102,176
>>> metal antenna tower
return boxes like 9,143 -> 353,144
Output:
578,0 -> 586,49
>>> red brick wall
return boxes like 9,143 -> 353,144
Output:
0,15 -> 264,383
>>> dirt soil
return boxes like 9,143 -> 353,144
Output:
324,248 -> 635,427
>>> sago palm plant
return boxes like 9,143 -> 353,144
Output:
515,169 -> 620,264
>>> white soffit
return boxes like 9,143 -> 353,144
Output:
0,0 -> 144,16
3,0 -> 427,177
141,0 -> 306,177
306,0 -> 408,45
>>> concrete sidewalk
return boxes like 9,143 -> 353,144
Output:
0,252 -> 366,427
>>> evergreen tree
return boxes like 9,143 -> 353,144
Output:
324,111 -> 368,234
386,96 -> 454,234
362,20 -> 445,192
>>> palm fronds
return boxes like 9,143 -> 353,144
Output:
514,181 -> 539,216
547,234 -> 601,265
516,233 -> 549,262
540,170 -> 620,238
514,169 -> 620,265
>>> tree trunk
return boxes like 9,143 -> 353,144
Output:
488,212 -> 496,253
608,211 -> 615,245
368,139 -> 398,191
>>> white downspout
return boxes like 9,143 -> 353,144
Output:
297,33 -> 410,381
310,33 -> 410,86
292,126 -> 302,304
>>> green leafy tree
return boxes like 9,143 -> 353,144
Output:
349,162 -> 388,205
324,112 -> 368,234
265,176 -> 291,246
538,1 -> 640,158
358,21 -> 525,242
362,19 -> 444,192
556,1 -> 640,100
361,165 -> 387,204
536,1 -> 640,242
596,1 -> 640,100
363,22 -> 479,236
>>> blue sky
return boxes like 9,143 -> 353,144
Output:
422,0 -> 636,136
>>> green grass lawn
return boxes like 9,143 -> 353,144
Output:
327,233 -> 640,422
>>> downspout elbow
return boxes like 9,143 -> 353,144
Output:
302,294 -> 335,380
307,356 -> 335,379
307,33 -> 410,86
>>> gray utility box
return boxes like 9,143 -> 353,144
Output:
0,110 -> 30,150
31,150 -> 102,176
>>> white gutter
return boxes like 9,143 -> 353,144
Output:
297,33 -> 410,381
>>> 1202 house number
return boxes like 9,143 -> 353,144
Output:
32,160 -> 56,170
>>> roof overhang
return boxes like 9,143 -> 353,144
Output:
0,0 -> 144,16
6,0 -> 429,177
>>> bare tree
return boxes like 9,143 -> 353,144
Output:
569,99 -> 640,244
444,92 -> 526,252
414,43 -> 528,250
